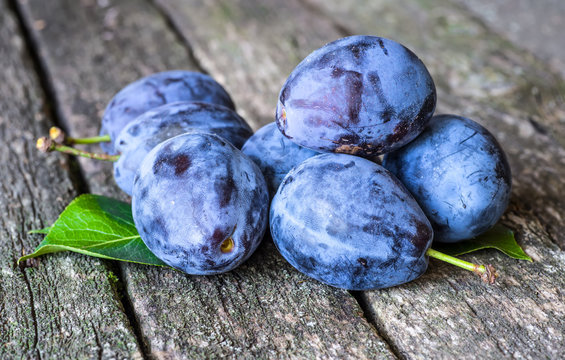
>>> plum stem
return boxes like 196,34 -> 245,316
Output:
37,137 -> 119,162
49,126 -> 111,145
426,248 -> 498,284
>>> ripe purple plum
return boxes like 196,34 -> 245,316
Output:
100,70 -> 235,154
276,35 -> 436,157
132,132 -> 269,274
270,153 -> 433,290
383,114 -> 512,243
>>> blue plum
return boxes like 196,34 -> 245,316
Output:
100,70 -> 235,154
114,101 -> 253,195
270,153 -> 433,290
241,122 -> 319,197
276,35 -> 436,157
132,132 -> 269,275
382,114 -> 512,243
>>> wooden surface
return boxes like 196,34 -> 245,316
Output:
1,0 -> 564,359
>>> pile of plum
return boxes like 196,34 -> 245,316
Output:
42,35 -> 511,290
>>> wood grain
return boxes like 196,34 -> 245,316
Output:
5,0 -> 564,357
0,0 -> 142,358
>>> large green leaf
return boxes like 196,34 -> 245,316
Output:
19,194 -> 167,266
434,224 -> 532,261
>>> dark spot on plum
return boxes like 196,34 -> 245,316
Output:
386,122 -> 411,146
495,156 -> 511,187
415,91 -> 436,122
380,106 -> 396,124
367,71 -> 397,126
163,77 -> 183,86
316,51 -> 335,68
362,223 -> 374,234
173,154 -> 191,176
410,217 -> 432,251
348,41 -> 372,60
211,227 -> 229,247
215,177 -> 236,208
128,124 -> 140,136
381,226 -> 395,240
344,161 -> 355,168
350,45 -> 361,58
331,67 -> 345,78
357,257 -> 368,267
344,71 -> 363,124
152,153 -> 191,176
205,259 -> 217,267
319,161 -> 348,172
280,175 -> 294,191
367,72 -> 383,95
216,138 -> 228,147
138,186 -> 149,201
377,38 -> 389,55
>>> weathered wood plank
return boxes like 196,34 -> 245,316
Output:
452,0 -> 565,78
0,0 -> 142,358
18,0 -> 395,358
302,0 -> 565,358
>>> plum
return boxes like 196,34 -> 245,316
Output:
276,35 -> 436,157
114,101 -> 252,195
241,122 -> 319,197
270,153 -> 433,290
383,114 -> 512,243
132,132 -> 269,274
100,70 -> 235,154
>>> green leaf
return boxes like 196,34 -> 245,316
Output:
434,224 -> 532,261
19,194 -> 167,267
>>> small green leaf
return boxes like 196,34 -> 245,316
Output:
434,224 -> 532,261
28,227 -> 51,234
19,194 -> 167,267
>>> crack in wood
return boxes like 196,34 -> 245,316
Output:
149,0 -> 210,75
297,0 -> 353,37
8,0 -> 90,196
350,291 -> 403,360
6,2 -> 150,358
114,264 -> 154,360
18,265 -> 41,359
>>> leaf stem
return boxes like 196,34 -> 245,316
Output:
49,126 -> 111,145
37,137 -> 120,162
426,248 -> 498,284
